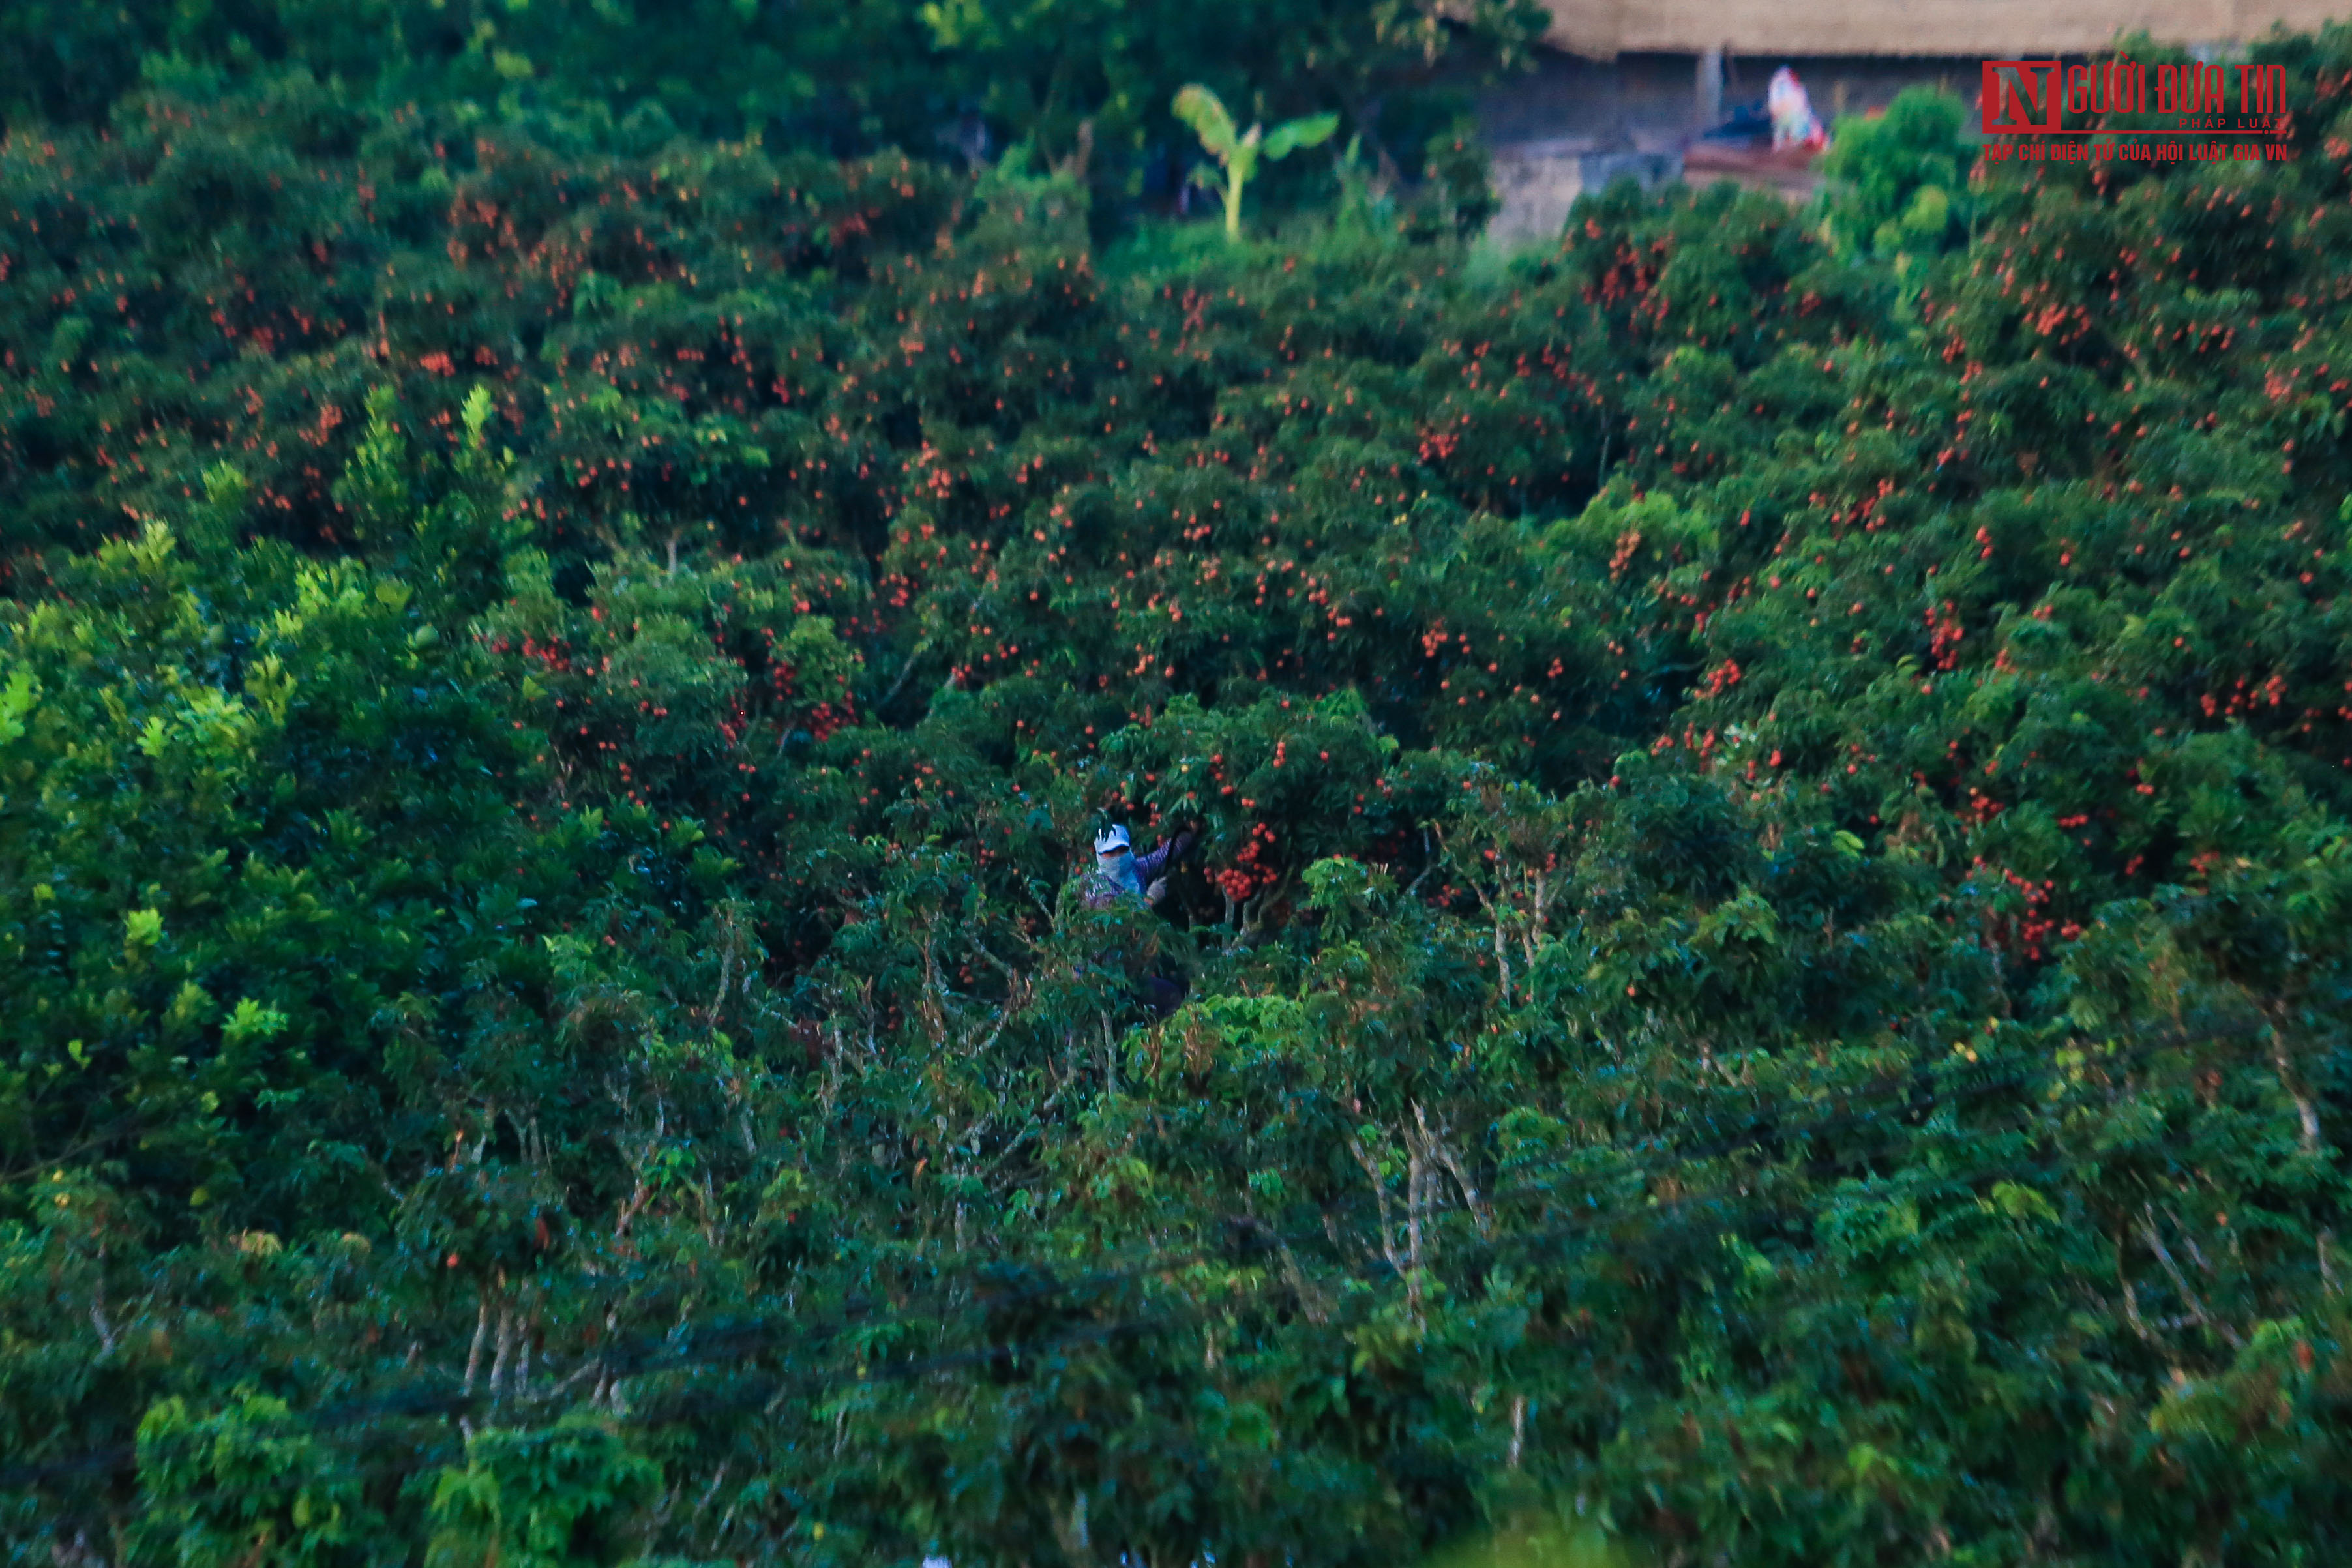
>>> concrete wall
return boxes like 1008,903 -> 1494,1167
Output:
1487,140 -> 1682,249
1540,0 -> 2350,58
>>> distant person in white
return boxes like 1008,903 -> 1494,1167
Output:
1768,66 -> 1825,150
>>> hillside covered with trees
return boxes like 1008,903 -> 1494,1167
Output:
5,8 -> 2352,1563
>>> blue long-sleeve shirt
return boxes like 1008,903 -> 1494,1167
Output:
1081,834 -> 1188,909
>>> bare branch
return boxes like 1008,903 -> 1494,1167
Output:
2139,1207 -> 2244,1350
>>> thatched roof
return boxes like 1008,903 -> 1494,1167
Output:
1541,0 -> 2348,58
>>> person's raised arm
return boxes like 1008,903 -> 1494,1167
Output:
1133,828 -> 1193,881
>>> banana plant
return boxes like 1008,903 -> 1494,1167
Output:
1172,85 -> 1339,238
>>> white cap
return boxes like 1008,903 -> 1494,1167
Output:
1094,825 -> 1131,855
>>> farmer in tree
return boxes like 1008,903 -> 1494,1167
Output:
1084,821 -> 1197,1019
1083,822 -> 1195,910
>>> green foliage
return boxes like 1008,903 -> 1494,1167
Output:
426,1417 -> 661,1568
1819,85 -> 1974,263
1414,117 -> 1501,241
7,22 -> 2352,1568
134,1394 -> 387,1567
1,0 -> 1545,211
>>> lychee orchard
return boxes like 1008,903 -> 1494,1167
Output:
5,14 -> 2352,1567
